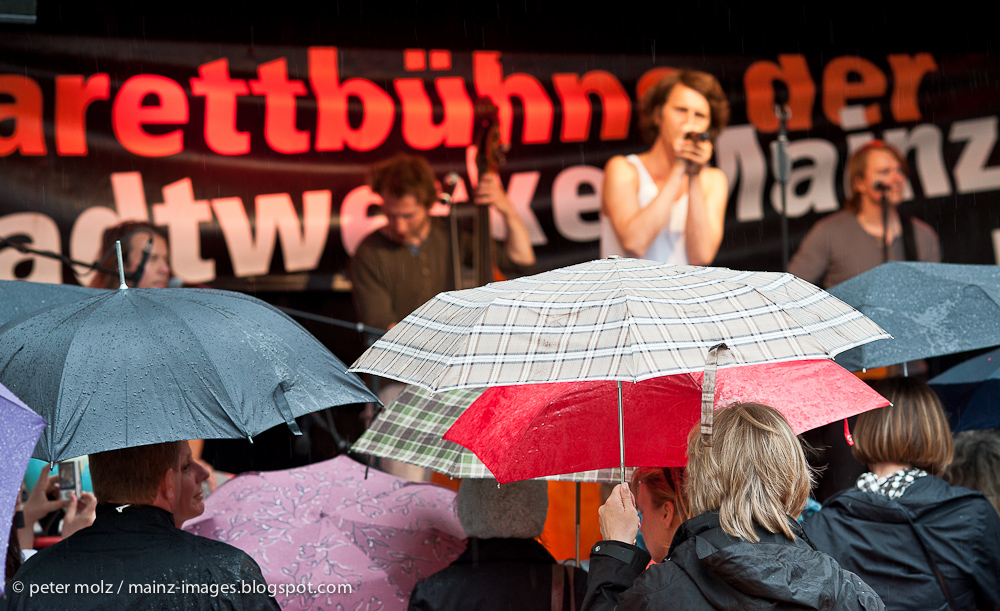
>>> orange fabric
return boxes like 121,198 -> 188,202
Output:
539,481 -> 604,561
430,471 -> 461,492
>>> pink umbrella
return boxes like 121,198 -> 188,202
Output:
444,359 -> 888,484
185,455 -> 466,610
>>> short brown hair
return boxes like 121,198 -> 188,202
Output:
853,377 -> 953,476
89,221 -> 168,289
687,403 -> 812,542
844,140 -> 909,212
90,441 -> 182,504
632,466 -> 689,524
639,70 -> 730,145
370,153 -> 438,208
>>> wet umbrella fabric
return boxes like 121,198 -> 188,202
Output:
351,383 -> 627,482
0,382 -> 47,594
0,287 -> 377,462
350,257 -> 888,391
929,347 -> 1000,431
830,262 -> 1000,371
444,359 -> 889,483
184,455 -> 466,611
0,279 -> 106,327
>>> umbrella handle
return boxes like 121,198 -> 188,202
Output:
701,343 -> 727,447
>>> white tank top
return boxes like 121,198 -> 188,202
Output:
600,155 -> 689,263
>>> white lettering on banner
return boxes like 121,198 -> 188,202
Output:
770,139 -> 839,217
552,165 -> 603,242
884,125 -> 952,198
338,185 -> 384,257
0,212 -> 61,283
950,116 -> 1000,194
500,172 -> 545,245
69,172 -> 150,285
152,178 -> 216,283
212,191 -> 330,277
716,125 -> 767,222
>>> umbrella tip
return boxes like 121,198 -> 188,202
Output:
115,241 -> 129,290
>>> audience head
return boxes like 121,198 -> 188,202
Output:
686,402 -> 812,542
456,478 -> 548,539
853,377 -> 953,477
944,429 -> 1000,514
631,466 -> 688,561
90,440 -> 208,527
90,221 -> 170,289
639,69 -> 730,145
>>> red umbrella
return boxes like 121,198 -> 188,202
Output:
444,359 -> 888,484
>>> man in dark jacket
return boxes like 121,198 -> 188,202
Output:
5,441 -> 279,611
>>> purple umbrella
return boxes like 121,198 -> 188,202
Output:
1,382 -> 47,593
185,455 -> 466,611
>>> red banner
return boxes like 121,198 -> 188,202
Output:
2,35 -> 998,289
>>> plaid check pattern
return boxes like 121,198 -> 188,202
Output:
350,258 -> 890,391
351,384 -> 627,482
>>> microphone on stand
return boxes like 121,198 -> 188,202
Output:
874,182 -> 891,262
127,236 -> 154,286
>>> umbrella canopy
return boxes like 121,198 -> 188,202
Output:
351,384 -> 627,483
444,359 -> 889,483
830,262 -> 1000,371
0,280 -> 107,327
0,383 -> 47,594
0,287 -> 377,462
929,347 -> 1000,431
185,454 -> 466,611
350,257 -> 888,391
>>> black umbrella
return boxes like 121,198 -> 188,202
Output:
0,286 -> 377,462
830,262 -> 1000,372
0,279 -> 107,327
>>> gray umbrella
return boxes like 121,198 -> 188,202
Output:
830,262 -> 1000,372
0,279 -> 107,327
0,286 -> 377,462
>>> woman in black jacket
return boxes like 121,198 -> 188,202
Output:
583,402 -> 883,611
803,377 -> 1000,611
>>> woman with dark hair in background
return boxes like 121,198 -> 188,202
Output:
600,70 -> 730,266
804,378 -> 1000,611
88,220 -> 171,289
945,429 -> 1000,515
584,403 -> 882,610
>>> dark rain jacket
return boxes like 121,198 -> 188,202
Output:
4,504 -> 279,611
582,511 -> 884,611
803,476 -> 1000,611
408,537 -> 588,611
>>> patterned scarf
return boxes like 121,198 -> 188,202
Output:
856,468 -> 928,499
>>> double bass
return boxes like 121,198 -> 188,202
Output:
449,97 -> 506,290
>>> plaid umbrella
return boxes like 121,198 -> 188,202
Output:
350,257 -> 888,390
351,384 -> 626,483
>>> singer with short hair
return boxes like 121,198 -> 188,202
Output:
600,70 -> 730,265
788,141 -> 941,289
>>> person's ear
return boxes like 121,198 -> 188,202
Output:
157,467 -> 178,508
661,500 -> 675,528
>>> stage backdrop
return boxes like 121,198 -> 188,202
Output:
2,35 -> 999,291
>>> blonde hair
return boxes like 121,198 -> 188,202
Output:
632,466 -> 689,525
853,377 -> 953,476
686,403 -> 812,542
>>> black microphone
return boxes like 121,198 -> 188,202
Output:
685,131 -> 711,142
873,182 -> 891,193
128,236 -> 154,285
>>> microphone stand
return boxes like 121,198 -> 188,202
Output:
0,234 -> 118,277
879,186 -> 890,262
772,105 -> 792,270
